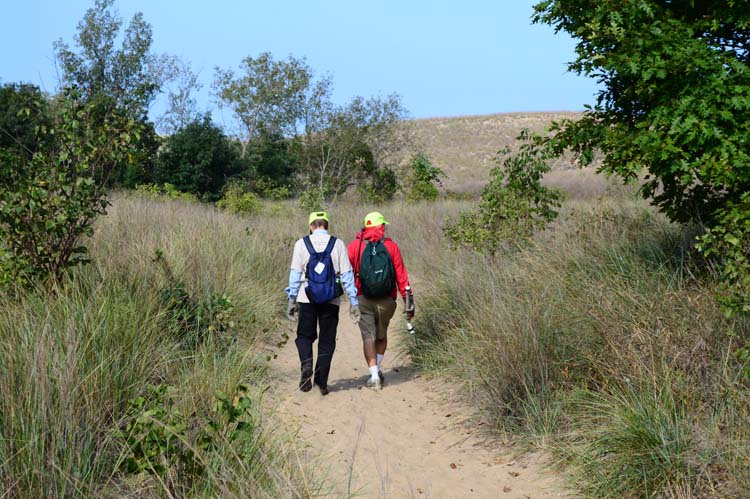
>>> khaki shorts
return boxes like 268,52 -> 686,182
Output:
357,295 -> 397,342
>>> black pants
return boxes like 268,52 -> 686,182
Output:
295,302 -> 340,388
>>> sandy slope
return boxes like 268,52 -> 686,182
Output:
269,307 -> 571,499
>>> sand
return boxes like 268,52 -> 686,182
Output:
270,307 -> 572,499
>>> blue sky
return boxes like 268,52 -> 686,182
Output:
1,1 -> 598,121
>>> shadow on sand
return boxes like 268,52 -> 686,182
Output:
327,364 -> 418,393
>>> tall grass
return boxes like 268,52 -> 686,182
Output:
3,187 -> 748,497
0,194 -> 315,497
392,196 -> 749,498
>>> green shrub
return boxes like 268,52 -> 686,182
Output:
0,88 -> 140,286
444,130 -> 563,253
298,188 -> 325,211
698,192 -> 750,319
115,383 -> 256,492
252,176 -> 292,200
358,165 -> 400,203
154,116 -> 244,200
216,182 -> 261,215
406,152 -> 444,202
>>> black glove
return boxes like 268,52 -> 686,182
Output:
286,298 -> 299,321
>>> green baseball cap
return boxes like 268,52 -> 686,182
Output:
363,211 -> 390,227
308,211 -> 329,225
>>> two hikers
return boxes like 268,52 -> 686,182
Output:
348,211 -> 414,389
285,210 -> 414,393
285,211 -> 360,396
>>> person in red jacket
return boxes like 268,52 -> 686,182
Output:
348,211 -> 415,389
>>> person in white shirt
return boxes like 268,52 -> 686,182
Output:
285,211 -> 360,395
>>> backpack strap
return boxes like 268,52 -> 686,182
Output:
322,236 -> 337,258
355,231 -> 364,277
302,236 -> 316,256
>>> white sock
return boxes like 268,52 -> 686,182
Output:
376,354 -> 384,371
369,365 -> 379,379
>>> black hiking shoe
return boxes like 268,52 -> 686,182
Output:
378,370 -> 384,385
317,384 -> 329,396
299,363 -> 313,392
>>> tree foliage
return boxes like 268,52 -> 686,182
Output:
296,93 -> 407,206
155,116 -> 243,199
157,57 -> 203,135
243,130 -> 297,191
0,83 -> 51,158
213,53 -> 315,157
533,0 -> 750,225
533,0 -> 750,315
54,0 -> 170,120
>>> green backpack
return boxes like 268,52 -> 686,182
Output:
358,238 -> 396,298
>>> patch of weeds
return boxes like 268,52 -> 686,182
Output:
153,249 -> 238,345
115,384 -> 256,490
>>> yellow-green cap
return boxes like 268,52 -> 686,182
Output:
308,211 -> 329,225
363,211 -> 389,227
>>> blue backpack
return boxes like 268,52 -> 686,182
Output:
303,236 -> 338,304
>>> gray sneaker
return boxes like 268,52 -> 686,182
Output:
366,376 -> 382,390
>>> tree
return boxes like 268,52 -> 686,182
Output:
155,116 -> 243,199
243,130 -> 297,192
54,0 -> 170,120
54,0 -> 172,186
533,1 -> 750,315
296,94 -> 408,206
213,53 -> 315,157
347,93 -> 413,173
533,1 -> 750,226
157,57 -> 203,135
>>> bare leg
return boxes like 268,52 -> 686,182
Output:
375,335 -> 387,356
363,338 -> 377,367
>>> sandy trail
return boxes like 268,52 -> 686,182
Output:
270,307 -> 570,498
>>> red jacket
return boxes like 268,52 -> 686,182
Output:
348,225 -> 410,299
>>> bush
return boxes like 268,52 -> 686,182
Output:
298,189 -> 325,212
698,192 -> 750,319
406,152 -> 444,202
115,383 -> 257,493
444,130 -> 563,254
216,182 -> 261,215
252,176 -> 292,200
358,165 -> 400,203
0,88 -> 140,286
